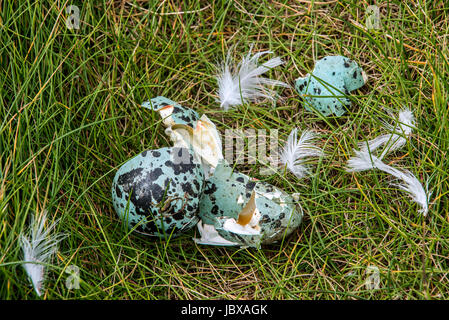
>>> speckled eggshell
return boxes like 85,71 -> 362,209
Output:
199,161 -> 303,248
295,55 -> 366,116
112,147 -> 204,237
141,96 -> 200,128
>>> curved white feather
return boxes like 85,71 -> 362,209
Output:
359,108 -> 415,158
346,150 -> 429,215
280,129 -> 323,179
20,211 -> 64,296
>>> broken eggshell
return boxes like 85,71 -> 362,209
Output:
142,96 -> 200,128
114,96 -> 303,247
295,55 -> 367,117
195,160 -> 303,248
142,96 -> 223,177
112,147 -> 204,237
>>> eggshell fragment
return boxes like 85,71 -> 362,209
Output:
295,55 -> 366,116
195,160 -> 303,248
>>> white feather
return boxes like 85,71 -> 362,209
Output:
346,150 -> 430,215
280,129 -> 323,179
20,211 -> 64,296
359,108 -> 415,158
217,46 -> 288,110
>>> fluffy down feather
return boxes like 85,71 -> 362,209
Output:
280,129 -> 323,179
217,46 -> 288,110
20,211 -> 64,296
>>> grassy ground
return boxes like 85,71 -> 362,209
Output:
1,0 -> 448,300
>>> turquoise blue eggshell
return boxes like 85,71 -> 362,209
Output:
112,147 -> 204,237
199,161 -> 303,248
141,96 -> 199,128
295,55 -> 365,116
